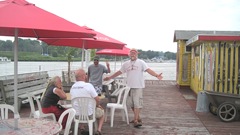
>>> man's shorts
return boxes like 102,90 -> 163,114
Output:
94,86 -> 103,94
95,107 -> 104,118
127,88 -> 143,108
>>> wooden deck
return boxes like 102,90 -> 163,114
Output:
18,80 -> 240,135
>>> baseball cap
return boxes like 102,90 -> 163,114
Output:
94,55 -> 100,60
130,48 -> 139,53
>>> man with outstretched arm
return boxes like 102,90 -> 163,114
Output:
104,48 -> 163,128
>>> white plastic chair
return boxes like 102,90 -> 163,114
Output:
72,97 -> 96,135
27,92 -> 56,121
0,104 -> 20,119
113,81 -> 127,94
106,81 -> 126,103
105,86 -> 130,127
57,108 -> 76,135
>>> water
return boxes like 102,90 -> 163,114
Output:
0,61 -> 176,80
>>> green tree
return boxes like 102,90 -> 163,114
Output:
164,51 -> 176,60
0,40 -> 13,51
65,47 -> 77,84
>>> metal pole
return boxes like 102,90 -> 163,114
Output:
81,41 -> 85,68
14,28 -> 19,129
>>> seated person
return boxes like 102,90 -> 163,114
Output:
70,68 -> 104,135
41,76 -> 68,129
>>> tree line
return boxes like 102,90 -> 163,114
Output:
0,38 -> 176,60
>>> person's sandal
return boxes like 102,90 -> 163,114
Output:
138,119 -> 142,126
80,129 -> 89,135
134,120 -> 142,127
130,119 -> 142,124
95,130 -> 102,135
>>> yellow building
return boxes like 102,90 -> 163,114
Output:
174,30 -> 240,94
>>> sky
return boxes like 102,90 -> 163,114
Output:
1,0 -> 240,52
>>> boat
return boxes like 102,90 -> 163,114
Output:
0,57 -> 11,63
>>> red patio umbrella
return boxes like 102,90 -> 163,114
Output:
40,26 -> 126,49
96,46 -> 130,56
96,46 -> 130,71
0,0 -> 95,38
40,26 -> 126,67
0,0 -> 96,128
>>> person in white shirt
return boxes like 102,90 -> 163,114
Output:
104,48 -> 163,128
70,69 -> 104,135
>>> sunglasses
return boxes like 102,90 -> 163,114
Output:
94,59 -> 99,61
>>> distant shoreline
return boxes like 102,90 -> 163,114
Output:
0,61 -> 176,80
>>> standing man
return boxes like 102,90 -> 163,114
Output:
104,48 -> 163,128
88,55 -> 111,95
70,69 -> 104,135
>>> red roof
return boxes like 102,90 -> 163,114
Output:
187,35 -> 240,46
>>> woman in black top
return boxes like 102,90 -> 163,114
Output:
41,76 -> 67,129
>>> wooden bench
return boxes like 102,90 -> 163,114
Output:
0,71 -> 49,111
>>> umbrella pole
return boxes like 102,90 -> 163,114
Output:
121,56 -> 123,66
14,29 -> 19,129
85,49 -> 90,69
81,41 -> 85,68
114,55 -> 116,72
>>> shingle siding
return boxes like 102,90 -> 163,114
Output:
173,30 -> 240,42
